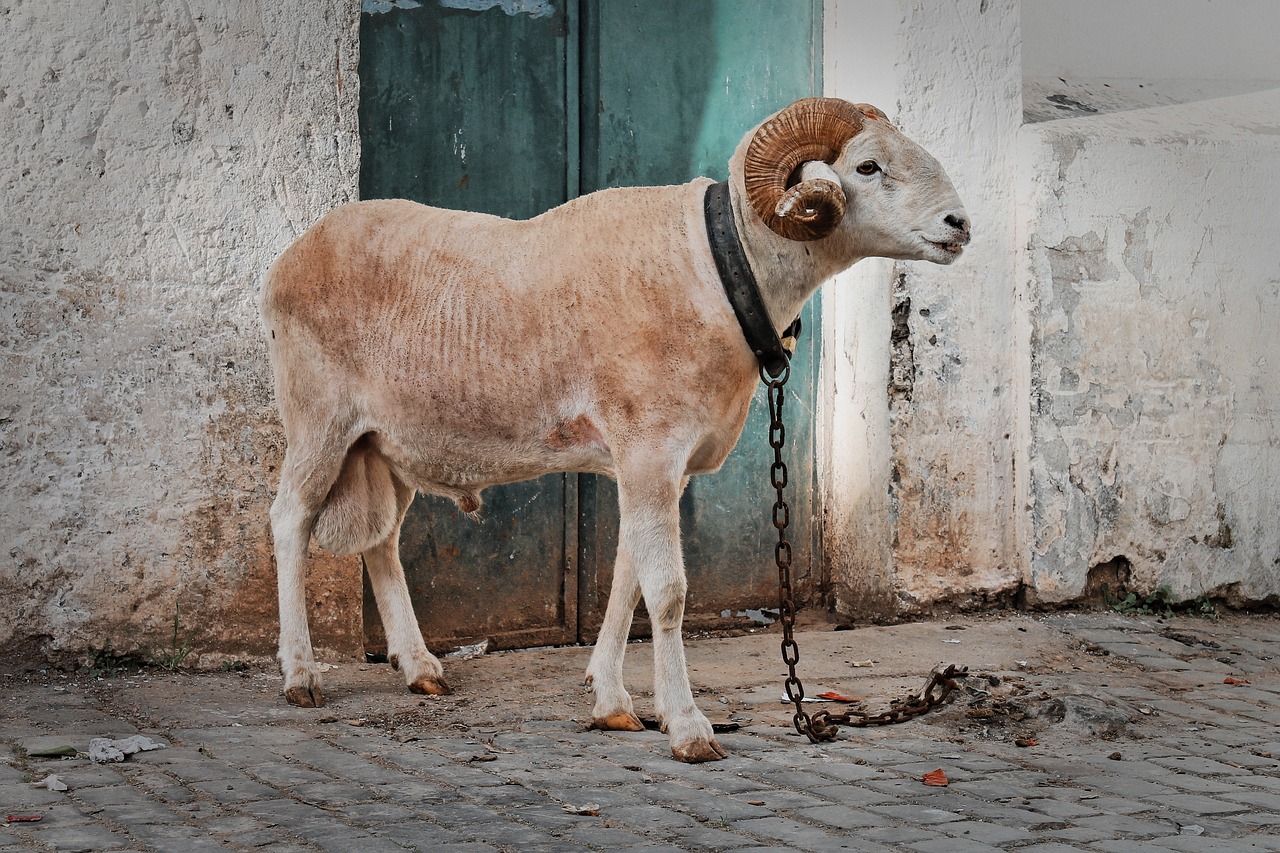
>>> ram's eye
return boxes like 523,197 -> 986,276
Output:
856,160 -> 881,176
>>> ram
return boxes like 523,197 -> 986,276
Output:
262,98 -> 969,762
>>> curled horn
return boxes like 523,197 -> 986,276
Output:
743,98 -> 866,241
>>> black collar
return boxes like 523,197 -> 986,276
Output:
703,181 -> 801,379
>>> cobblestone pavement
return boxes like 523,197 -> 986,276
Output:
3,610 -> 1279,852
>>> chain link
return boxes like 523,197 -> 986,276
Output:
763,365 -> 968,743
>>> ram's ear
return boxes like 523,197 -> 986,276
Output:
774,160 -> 847,233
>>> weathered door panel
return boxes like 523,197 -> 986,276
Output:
576,0 -> 823,637
359,1 -> 576,649
358,0 -> 822,650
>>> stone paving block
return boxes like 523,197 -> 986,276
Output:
143,839 -> 233,853
1071,774 -> 1181,800
511,802 -> 597,832
796,803 -> 894,830
726,786 -> 832,811
865,804 -> 966,825
684,770 -> 771,794
600,802 -> 704,831
854,823 -> 942,846
1159,773 -> 1252,795
668,822 -> 761,850
307,826 -> 418,853
123,822 -> 212,844
370,819 -> 469,850
1072,812 -> 1181,837
1150,754 -> 1255,776
947,776 -> 1055,802
25,822 -> 133,851
729,814 -> 849,847
904,835 -> 1005,853
92,800 -> 183,827
741,765 -> 861,796
639,780 -> 766,821
805,782 -> 895,807
41,763 -> 133,789
1155,793 -> 1251,816
0,780 -> 70,808
1016,843 -> 1093,853
1225,812 -> 1280,830
1220,788 -> 1280,811
937,818 -> 1036,845
532,784 -> 639,809
467,819 -> 586,850
151,759 -> 243,783
1024,797 -> 1102,819
563,825 -> 662,849
1080,794 -> 1159,815
188,776 -> 285,804
370,778 -> 457,805
242,760 -> 334,787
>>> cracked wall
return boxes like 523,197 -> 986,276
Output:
0,1 -> 364,661
822,0 -> 1023,616
1018,90 -> 1280,605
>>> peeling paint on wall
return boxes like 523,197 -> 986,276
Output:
438,0 -> 554,17
1019,89 -> 1280,607
362,0 -> 422,13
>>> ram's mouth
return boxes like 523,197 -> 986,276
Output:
927,240 -> 965,256
919,238 -> 966,263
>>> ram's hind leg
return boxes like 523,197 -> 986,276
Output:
272,431 -> 354,708
363,471 -> 451,696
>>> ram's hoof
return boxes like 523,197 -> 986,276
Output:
592,711 -> 646,732
671,737 -> 727,763
409,677 -> 452,696
284,685 -> 325,708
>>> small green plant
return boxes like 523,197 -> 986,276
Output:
220,659 -> 248,673
1101,584 -> 1217,619
86,639 -> 146,678
1186,593 -> 1219,620
147,607 -> 196,672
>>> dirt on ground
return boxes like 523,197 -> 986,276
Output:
5,609 -> 1257,749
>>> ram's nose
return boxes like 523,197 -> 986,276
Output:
942,210 -> 971,245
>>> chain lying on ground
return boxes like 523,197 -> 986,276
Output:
763,366 -> 968,743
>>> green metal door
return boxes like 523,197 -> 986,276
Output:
359,0 -> 821,650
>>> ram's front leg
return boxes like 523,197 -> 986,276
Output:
585,546 -> 645,732
616,470 -> 725,762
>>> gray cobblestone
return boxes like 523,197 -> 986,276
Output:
6,611 -> 1280,851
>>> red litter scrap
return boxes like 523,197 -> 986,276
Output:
815,691 -> 857,702
6,815 -> 43,823
922,769 -> 949,787
1224,677 -> 1252,685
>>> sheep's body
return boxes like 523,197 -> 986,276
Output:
263,99 -> 970,762
266,181 -> 755,522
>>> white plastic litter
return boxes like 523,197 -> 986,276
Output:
33,774 -> 68,792
88,735 -> 168,763
444,639 -> 491,660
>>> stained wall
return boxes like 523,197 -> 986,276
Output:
0,1 -> 364,661
822,0 -> 1280,615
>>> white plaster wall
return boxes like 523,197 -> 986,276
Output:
822,0 -> 1023,615
1021,0 -> 1280,122
0,1 -> 363,659
1023,0 -> 1280,84
1018,89 -> 1280,604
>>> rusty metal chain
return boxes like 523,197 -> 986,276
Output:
763,365 -> 968,743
